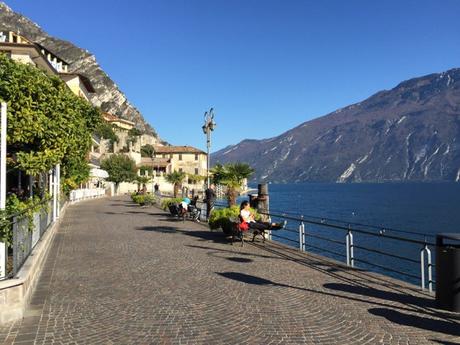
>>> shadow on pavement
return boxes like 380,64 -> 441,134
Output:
186,245 -> 275,259
251,242 -> 429,301
216,271 -> 447,316
225,257 -> 253,263
430,340 -> 460,345
136,226 -> 178,233
217,271 -> 305,291
368,308 -> 460,337
182,230 -> 230,244
323,283 -> 434,308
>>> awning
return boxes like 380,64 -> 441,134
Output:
90,168 -> 109,178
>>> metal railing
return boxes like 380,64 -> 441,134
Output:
0,199 -> 59,279
262,210 -> 435,293
11,200 -> 54,276
211,199 -> 435,291
69,188 -> 106,203
160,197 -> 436,292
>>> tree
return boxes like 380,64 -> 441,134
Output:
135,176 -> 150,192
187,174 -> 205,185
211,163 -> 254,206
141,144 -> 155,158
95,122 -> 117,142
100,154 -> 137,195
127,127 -> 143,146
165,171 -> 186,197
0,54 -> 102,193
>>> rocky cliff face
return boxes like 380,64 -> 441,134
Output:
0,2 -> 159,138
212,68 -> 460,183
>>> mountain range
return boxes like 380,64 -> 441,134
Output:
0,2 -> 159,138
212,68 -> 460,183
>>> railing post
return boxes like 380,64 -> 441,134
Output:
426,246 -> 433,293
301,222 -> 306,251
12,218 -> 18,276
298,221 -> 303,251
0,102 -> 6,280
346,228 -> 354,267
56,164 -> 60,218
0,242 -> 5,279
52,166 -> 57,222
420,244 -> 433,293
420,247 -> 425,290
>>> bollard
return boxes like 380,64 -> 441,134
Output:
248,194 -> 258,209
256,183 -> 269,222
435,233 -> 460,311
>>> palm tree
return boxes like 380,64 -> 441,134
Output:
136,176 -> 150,192
187,174 -> 205,185
165,171 -> 186,197
211,163 -> 254,207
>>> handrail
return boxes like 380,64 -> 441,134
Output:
263,211 -> 436,246
0,198 -> 49,225
262,209 -> 434,291
267,207 -> 436,238
197,199 -> 436,291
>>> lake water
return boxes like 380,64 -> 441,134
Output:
244,183 -> 460,287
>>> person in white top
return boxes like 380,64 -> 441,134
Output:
239,201 -> 285,231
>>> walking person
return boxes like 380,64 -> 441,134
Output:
205,183 -> 216,221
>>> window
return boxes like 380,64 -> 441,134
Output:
179,154 -> 182,161
195,154 -> 198,160
195,168 -> 198,175
179,168 -> 183,172
162,154 -> 166,158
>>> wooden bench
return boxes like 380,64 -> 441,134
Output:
229,217 -> 267,246
168,203 -> 200,222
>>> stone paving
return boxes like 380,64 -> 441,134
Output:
1,196 -> 459,345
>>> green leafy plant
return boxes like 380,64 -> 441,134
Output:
95,122 -> 118,143
210,163 -> 254,206
135,175 -> 151,192
208,206 -> 259,234
138,165 -> 153,176
131,193 -> 156,206
187,174 -> 205,184
0,194 -> 51,246
127,128 -> 143,146
140,144 -> 155,158
160,198 -> 183,211
0,54 -> 102,194
100,154 -> 137,194
165,171 -> 186,197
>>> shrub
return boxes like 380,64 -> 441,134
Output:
208,206 -> 260,234
131,193 -> 156,206
160,198 -> 183,211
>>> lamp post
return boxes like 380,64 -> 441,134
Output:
202,108 -> 216,189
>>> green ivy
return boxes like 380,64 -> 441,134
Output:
0,194 -> 51,246
0,54 -> 102,193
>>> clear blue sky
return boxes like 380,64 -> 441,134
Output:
4,0 -> 460,152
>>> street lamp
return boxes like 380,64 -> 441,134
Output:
202,108 -> 216,189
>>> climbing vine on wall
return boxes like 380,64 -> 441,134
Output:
0,54 -> 102,191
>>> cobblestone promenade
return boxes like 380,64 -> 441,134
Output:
1,197 -> 459,344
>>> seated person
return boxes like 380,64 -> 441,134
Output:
187,196 -> 201,220
239,201 -> 285,231
179,197 -> 191,216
